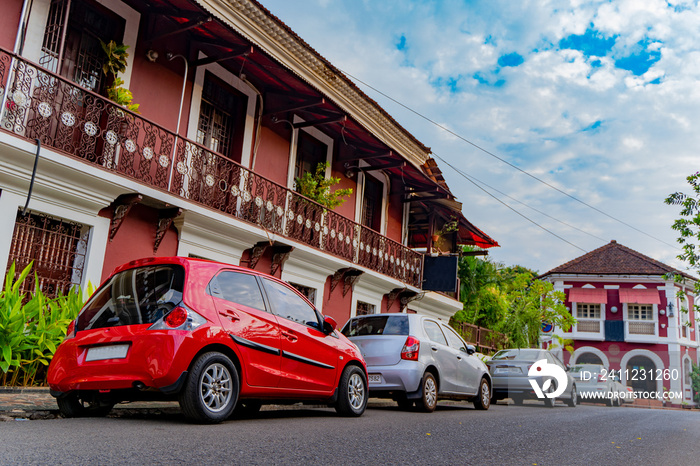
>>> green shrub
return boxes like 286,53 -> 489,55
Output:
0,262 -> 90,386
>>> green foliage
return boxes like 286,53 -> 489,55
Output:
452,249 -> 508,329
548,334 -> 575,356
499,274 -> 574,348
100,40 -> 140,113
690,363 -> 700,403
1,263 -> 89,386
106,77 -> 140,113
436,217 -> 458,236
665,172 -> 700,286
295,162 -> 353,209
452,249 -> 574,349
100,40 -> 129,77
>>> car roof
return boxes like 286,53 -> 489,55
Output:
109,256 -> 316,308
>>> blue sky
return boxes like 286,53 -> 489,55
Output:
262,0 -> 700,275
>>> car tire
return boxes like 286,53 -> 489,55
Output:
417,372 -> 438,413
566,385 -> 577,407
232,400 -> 262,418
473,377 -> 491,410
179,352 -> 239,424
56,392 -> 114,418
335,365 -> 367,417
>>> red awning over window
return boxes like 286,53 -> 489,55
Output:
568,288 -> 608,304
618,289 -> 661,305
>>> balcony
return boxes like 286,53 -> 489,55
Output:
0,49 -> 423,287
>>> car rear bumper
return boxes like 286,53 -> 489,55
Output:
365,360 -> 426,394
491,375 -> 537,398
47,326 -> 204,394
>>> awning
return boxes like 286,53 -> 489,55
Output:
568,288 -> 608,304
618,289 -> 661,305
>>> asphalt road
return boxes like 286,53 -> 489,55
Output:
1,402 -> 699,465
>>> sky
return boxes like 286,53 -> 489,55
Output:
261,0 -> 700,275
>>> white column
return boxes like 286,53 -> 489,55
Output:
0,190 -> 24,290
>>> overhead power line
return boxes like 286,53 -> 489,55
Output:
433,153 -> 608,244
339,69 -> 678,250
432,153 -> 587,252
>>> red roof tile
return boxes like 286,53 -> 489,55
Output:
540,240 -> 697,281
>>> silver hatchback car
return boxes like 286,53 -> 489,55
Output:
341,314 -> 492,412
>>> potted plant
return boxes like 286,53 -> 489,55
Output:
294,162 -> 352,210
100,40 -> 139,114
432,217 -> 458,242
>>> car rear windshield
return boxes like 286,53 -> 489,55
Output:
492,349 -> 542,361
77,265 -> 185,331
570,365 -> 604,374
341,315 -> 409,337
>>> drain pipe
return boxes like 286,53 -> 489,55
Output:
22,138 -> 41,216
1,0 -> 33,116
166,53 -> 188,192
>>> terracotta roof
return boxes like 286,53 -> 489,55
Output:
540,240 -> 697,281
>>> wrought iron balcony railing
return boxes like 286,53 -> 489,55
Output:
0,49 -> 422,287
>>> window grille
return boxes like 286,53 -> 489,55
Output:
356,301 -> 375,316
6,209 -> 89,298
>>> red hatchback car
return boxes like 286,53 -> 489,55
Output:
47,257 -> 368,423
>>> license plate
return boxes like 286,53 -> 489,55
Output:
494,367 -> 522,375
368,374 -> 382,384
85,344 -> 129,362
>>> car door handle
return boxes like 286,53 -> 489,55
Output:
281,331 -> 298,342
219,309 -> 240,321
457,356 -> 462,360
431,346 -> 438,352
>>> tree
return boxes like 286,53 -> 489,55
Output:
665,172 -> 700,275
452,248 -> 507,328
499,274 -> 575,348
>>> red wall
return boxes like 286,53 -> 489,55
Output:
254,126 -> 291,186
128,55 -> 193,135
385,190 -> 404,244
99,204 -> 179,281
564,281 -> 669,336
0,1 -> 22,51
321,275 -> 352,324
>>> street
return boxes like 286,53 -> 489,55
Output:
1,402 -> 699,465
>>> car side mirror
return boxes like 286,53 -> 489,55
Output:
465,344 -> 476,355
323,315 -> 337,334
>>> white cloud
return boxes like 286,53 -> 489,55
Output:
263,0 -> 700,275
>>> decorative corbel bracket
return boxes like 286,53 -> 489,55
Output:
329,268 -> 363,297
154,207 -> 182,254
247,241 -> 271,270
109,194 -> 142,242
271,245 -> 294,276
386,287 -> 405,311
386,287 -> 424,312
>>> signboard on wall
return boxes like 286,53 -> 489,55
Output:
422,255 -> 458,293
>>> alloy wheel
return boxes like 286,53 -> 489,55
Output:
199,362 -> 233,413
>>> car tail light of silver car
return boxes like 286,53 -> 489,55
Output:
401,336 -> 420,360
148,306 -> 206,331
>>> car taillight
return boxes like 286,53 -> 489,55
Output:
164,307 -> 188,328
401,336 -> 420,360
148,306 -> 206,331
65,320 -> 76,339
598,374 -> 604,382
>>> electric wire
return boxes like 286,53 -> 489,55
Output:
433,153 -> 608,243
338,68 -> 679,250
432,152 -> 587,252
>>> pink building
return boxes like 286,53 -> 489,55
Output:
541,240 -> 698,405
0,0 -> 497,325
